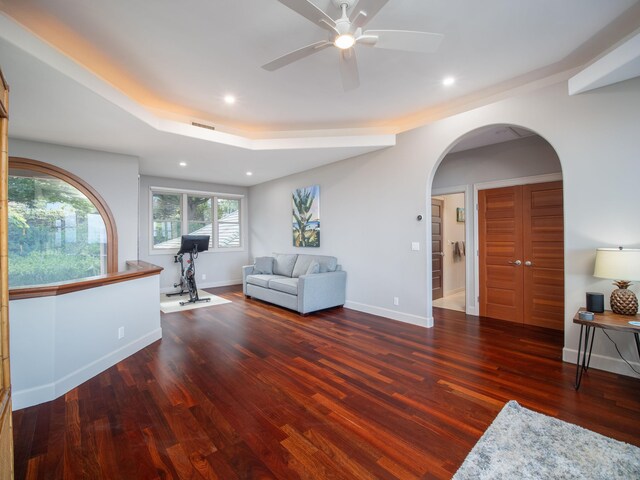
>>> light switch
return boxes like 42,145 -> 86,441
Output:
411,242 -> 420,251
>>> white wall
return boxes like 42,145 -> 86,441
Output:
433,135 -> 561,188
8,139 -> 140,270
10,274 -> 162,409
249,140 -> 433,327
139,175 -> 250,290
249,76 -> 640,378
440,193 -> 466,296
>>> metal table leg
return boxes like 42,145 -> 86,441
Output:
574,325 -> 594,390
575,325 -> 585,390
585,326 -> 595,371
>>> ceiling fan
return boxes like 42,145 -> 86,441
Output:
262,0 -> 444,91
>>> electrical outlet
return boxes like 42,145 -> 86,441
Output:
393,297 -> 399,306
118,326 -> 124,339
411,242 -> 420,251
202,273 -> 207,280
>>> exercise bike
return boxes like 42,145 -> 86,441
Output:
166,235 -> 211,306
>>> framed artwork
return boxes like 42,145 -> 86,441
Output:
456,207 -> 465,223
292,185 -> 320,247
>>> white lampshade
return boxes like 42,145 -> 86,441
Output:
593,248 -> 640,281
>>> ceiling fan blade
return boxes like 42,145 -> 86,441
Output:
277,0 -> 337,33
339,48 -> 360,91
350,11 -> 368,30
350,0 -> 389,28
262,41 -> 332,71
362,30 -> 443,53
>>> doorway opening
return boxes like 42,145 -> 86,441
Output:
430,124 -> 564,332
431,193 -> 466,313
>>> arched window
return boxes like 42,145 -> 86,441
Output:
8,158 -> 117,287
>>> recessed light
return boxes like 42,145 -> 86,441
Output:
246,171 -> 253,176
179,161 -> 187,167
443,76 -> 455,86
224,94 -> 236,105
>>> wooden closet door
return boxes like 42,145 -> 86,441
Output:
523,182 -> 564,329
479,186 -> 524,323
431,198 -> 444,300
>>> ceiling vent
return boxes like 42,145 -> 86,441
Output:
191,121 -> 216,131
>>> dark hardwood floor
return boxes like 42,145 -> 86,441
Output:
12,285 -> 640,479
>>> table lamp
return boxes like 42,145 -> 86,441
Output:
593,247 -> 640,315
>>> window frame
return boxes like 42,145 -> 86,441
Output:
8,157 -> 118,275
151,191 -> 183,250
149,187 -> 245,254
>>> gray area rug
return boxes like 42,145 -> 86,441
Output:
453,401 -> 640,479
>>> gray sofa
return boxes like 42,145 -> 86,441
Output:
242,253 -> 346,314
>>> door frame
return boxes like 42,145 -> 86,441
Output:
473,172 -> 563,317
432,184 -> 473,314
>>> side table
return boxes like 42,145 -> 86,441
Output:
573,308 -> 640,389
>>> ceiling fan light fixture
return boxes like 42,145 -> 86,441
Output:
334,34 -> 355,50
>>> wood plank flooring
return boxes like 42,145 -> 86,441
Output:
12,286 -> 640,479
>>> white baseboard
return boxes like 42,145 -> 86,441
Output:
160,278 -> 242,294
562,347 -> 640,379
13,328 -> 163,410
344,301 -> 433,328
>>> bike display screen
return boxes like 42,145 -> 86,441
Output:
177,235 -> 210,254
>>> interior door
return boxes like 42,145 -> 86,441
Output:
479,181 -> 564,330
0,67 -> 13,479
523,181 -> 564,329
431,198 -> 444,300
479,186 -> 524,323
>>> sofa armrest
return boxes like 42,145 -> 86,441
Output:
242,265 -> 255,295
298,270 -> 346,314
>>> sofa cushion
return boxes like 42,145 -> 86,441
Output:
306,260 -> 320,275
246,274 -> 285,288
273,253 -> 298,277
292,254 -> 338,277
268,277 -> 299,295
253,256 -> 274,275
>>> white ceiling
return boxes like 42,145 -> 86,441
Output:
0,0 -> 639,186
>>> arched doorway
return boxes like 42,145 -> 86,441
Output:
429,124 -> 564,332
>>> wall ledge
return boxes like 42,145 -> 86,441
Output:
9,260 -> 162,300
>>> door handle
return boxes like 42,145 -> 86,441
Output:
525,260 -> 533,267
508,260 -> 522,266
437,252 -> 444,256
